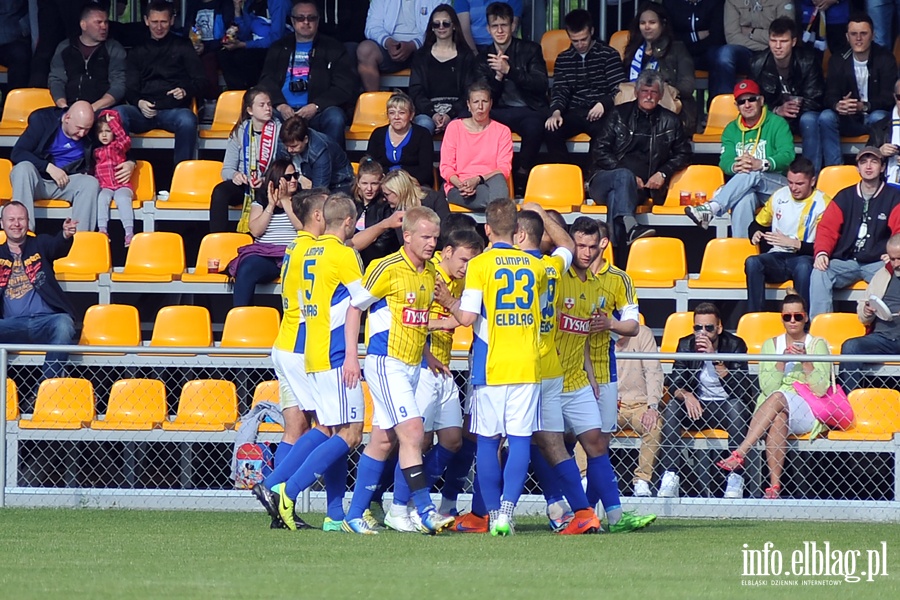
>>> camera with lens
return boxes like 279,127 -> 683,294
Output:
289,79 -> 308,93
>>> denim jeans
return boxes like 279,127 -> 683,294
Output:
744,252 -> 814,313
795,111 -> 823,172
809,258 -> 883,318
818,109 -> 890,167
309,106 -> 347,151
588,168 -> 643,246
708,44 -> 754,99
840,332 -> 900,390
232,254 -> 282,307
0,313 -> 77,380
712,171 -> 788,238
115,105 -> 198,165
866,0 -> 900,49
413,114 -> 436,135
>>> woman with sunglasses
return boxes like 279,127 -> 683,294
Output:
230,158 -> 301,307
717,293 -> 831,499
409,4 -> 476,135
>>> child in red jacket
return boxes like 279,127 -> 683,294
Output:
93,110 -> 134,246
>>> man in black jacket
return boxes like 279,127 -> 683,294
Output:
817,14 -> 897,167
476,1 -> 549,192
587,70 -> 692,247
656,303 -> 752,499
258,0 -> 356,149
0,202 -> 78,380
48,3 -> 126,112
749,18 -> 826,171
115,1 -> 206,165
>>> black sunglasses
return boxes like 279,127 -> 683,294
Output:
282,172 -> 300,181
291,14 -> 319,23
736,96 -> 759,106
894,94 -> 900,101
431,20 -> 452,29
693,324 -> 716,332
782,312 -> 805,322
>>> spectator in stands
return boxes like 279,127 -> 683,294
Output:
29,0 -> 82,88
366,92 -> 435,188
544,8 -> 626,166
841,233 -> 900,389
231,158 -> 301,307
93,110 -> 135,246
0,202 -> 78,380
117,1 -> 206,165
686,79 -> 795,238
49,4 -> 126,112
588,70 -> 692,247
456,0 -> 521,52
210,88 -> 287,234
623,2 -> 697,134
218,0 -> 290,91
662,0 -> 725,72
718,293 -> 831,500
281,115 -> 354,195
657,302 -> 751,499
810,147 -> 900,318
709,0 -> 792,99
352,157 -> 399,267
749,18 -> 826,171
614,323 -> 664,498
319,0 -> 369,51
819,15 -> 896,168
10,102 -> 114,232
439,81 -> 513,210
183,0 -> 232,122
408,4 -> 476,135
745,157 -> 831,312
357,0 -> 443,91
381,168 -> 450,222
866,0 -> 900,49
869,78 -> 900,189
0,0 -> 32,90
799,0 -> 851,55
258,0 -> 356,151
476,1 -> 550,194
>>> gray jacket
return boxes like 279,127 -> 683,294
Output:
48,37 -> 127,106
221,119 -> 287,181
231,400 -> 284,481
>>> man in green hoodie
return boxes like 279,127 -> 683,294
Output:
686,79 -> 796,238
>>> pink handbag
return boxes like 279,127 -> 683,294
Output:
792,368 -> 854,430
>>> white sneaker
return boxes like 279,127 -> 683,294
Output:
724,473 -> 744,498
633,479 -> 652,497
384,504 -> 419,533
657,471 -> 680,498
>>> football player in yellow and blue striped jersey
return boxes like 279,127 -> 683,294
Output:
342,206 -> 454,535
439,198 -> 547,536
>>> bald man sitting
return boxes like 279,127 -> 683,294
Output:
10,101 -> 131,232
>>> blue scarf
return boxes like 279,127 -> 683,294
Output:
629,43 -> 657,82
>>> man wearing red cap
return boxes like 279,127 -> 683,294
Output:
686,79 -> 795,238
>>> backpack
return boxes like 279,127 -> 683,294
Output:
234,442 -> 274,489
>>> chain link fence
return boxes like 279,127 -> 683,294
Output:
2,347 -> 899,520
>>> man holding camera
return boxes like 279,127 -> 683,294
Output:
258,0 -> 357,150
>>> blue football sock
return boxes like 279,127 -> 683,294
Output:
424,443 -> 457,486
554,457 -> 589,511
263,429 -> 329,488
588,454 -> 621,514
323,456 -> 348,521
441,437 -> 475,503
284,435 -> 350,500
530,444 -> 564,505
391,460 -> 410,506
501,435 -> 532,506
372,455 -> 396,505
475,436 -> 502,512
273,441 -> 292,467
401,464 -> 435,517
346,454 -> 386,521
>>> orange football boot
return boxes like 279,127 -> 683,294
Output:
558,508 -> 601,535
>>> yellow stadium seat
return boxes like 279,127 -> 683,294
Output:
162,379 -> 238,431
111,232 -> 185,282
157,160 -> 223,209
249,380 -> 284,433
0,158 -> 12,200
736,312 -> 784,353
6,379 -> 18,421
688,238 -> 759,289
221,306 -> 281,348
809,312 -> 866,353
523,164 -> 583,212
181,232 -> 252,282
0,88 -> 54,137
828,388 -> 900,441
199,90 -> 245,139
91,379 -> 167,430
80,304 -> 142,347
150,305 -> 213,349
362,381 -> 374,434
52,232 -> 112,282
683,429 -> 729,439
625,238 -> 687,287
608,30 -> 629,60
660,312 -> 694,354
693,95 -> 738,143
541,29 -> 570,76
449,203 -> 473,213
124,159 -> 156,207
346,92 -> 391,140
655,165 -> 725,215
19,378 -> 95,429
452,325 -> 473,353
816,165 -> 861,199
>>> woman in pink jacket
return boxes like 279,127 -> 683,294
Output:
93,110 -> 134,246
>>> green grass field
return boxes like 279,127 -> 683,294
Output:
0,509 -> 895,599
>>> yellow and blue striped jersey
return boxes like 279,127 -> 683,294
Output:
273,230 -> 317,353
353,248 -> 436,366
424,262 -> 464,366
298,234 -> 366,373
459,242 -> 547,386
555,267 -> 599,392
526,248 -> 572,382
589,261 -> 639,384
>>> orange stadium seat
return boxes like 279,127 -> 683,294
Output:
221,306 -> 281,348
150,306 -> 213,349
162,379 -> 238,431
91,379 -> 167,430
182,232 -> 252,282
693,95 -> 737,143
608,30 -> 629,60
19,378 -> 95,430
156,160 -> 223,209
809,312 -> 866,353
625,238 -> 687,288
53,232 -> 112,282
541,29 -> 570,76
660,312 -> 694,354
6,379 -> 18,422
688,238 -> 759,289
111,232 -> 185,282
816,165 -> 861,198
736,312 -> 784,353
656,165 -> 724,215
0,88 -> 54,137
523,164 -> 584,212
199,90 -> 244,139
80,304 -> 142,347
828,388 -> 900,441
346,92 -> 391,141
0,158 -> 12,199
249,380 -> 284,433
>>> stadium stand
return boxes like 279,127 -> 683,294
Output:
90,379 -> 167,431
